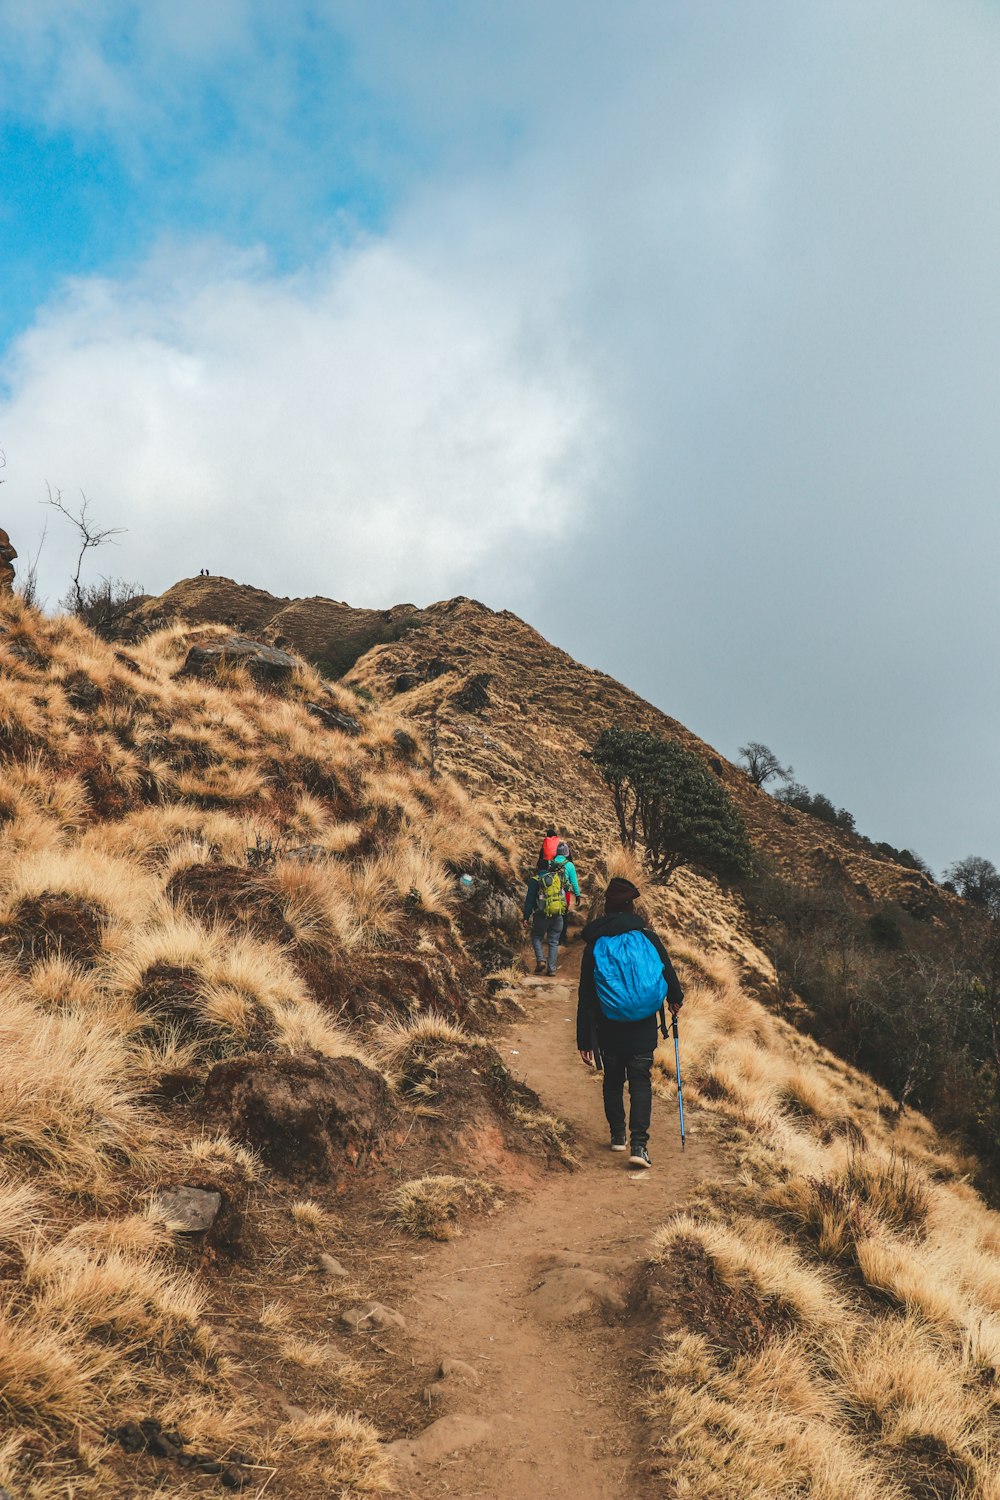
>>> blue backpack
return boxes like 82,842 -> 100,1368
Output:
593,930 -> 668,1028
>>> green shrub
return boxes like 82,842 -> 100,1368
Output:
588,728 -> 753,884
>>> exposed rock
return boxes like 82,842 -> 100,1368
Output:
0,528 -> 16,592
305,700 -> 362,735
151,1185 -> 222,1233
528,1262 -> 624,1323
280,843 -> 332,864
389,1414 -> 492,1466
423,1356 -> 482,1404
452,672 -> 492,713
393,727 -> 419,759
438,1357 -> 481,1385
202,1050 -> 395,1175
316,1252 -> 348,1277
63,670 -> 104,711
341,1301 -> 406,1333
178,636 -> 299,687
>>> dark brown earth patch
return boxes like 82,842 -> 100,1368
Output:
401,1039 -> 575,1168
201,1050 -> 397,1177
76,751 -> 134,820
295,947 -> 468,1026
0,892 -> 106,968
166,865 -> 296,947
134,962 -> 203,1026
133,962 -> 273,1051
627,1237 -> 795,1364
887,1433 -> 973,1500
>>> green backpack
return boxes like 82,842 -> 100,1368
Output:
536,867 -> 567,917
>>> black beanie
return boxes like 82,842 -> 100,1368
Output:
605,877 -> 640,912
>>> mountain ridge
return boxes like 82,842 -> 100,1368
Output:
140,574 -> 954,945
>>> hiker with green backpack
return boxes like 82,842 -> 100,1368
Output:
576,876 -> 683,1169
523,859 -> 569,976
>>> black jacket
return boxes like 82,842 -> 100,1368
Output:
576,912 -> 684,1056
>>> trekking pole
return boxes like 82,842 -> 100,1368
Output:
671,1011 -> 686,1151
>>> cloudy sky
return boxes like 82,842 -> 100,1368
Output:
2,0 -> 999,875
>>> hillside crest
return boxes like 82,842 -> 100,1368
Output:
142,574 -> 952,943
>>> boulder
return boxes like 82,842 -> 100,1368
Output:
0,528 -> 15,592
305,700 -> 362,735
341,1301 -> 406,1332
452,672 -> 492,713
389,1414 -> 492,1466
202,1050 -> 394,1174
178,636 -> 299,687
393,727 -> 419,759
151,1186 -> 222,1233
316,1252 -> 348,1278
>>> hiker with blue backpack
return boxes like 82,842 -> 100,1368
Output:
523,859 -> 571,976
576,876 -> 683,1169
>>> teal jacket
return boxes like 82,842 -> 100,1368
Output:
553,855 -> 580,899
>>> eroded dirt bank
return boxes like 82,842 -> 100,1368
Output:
388,961 -> 713,1499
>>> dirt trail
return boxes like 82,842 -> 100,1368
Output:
390,960 -> 714,1499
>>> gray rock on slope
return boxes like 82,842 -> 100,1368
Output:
151,1186 -> 222,1233
178,636 -> 299,687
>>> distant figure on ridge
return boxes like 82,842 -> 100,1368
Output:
523,858 -> 570,976
577,876 -> 683,1170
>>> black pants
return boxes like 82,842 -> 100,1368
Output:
601,1051 -> 653,1147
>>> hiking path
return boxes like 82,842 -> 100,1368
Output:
387,954 -> 713,1499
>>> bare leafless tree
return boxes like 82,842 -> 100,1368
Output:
738,741 -> 794,790
44,486 -> 125,615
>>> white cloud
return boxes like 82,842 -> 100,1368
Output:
0,230 -> 600,605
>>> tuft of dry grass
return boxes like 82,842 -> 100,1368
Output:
290,1198 -> 330,1231
386,1174 -> 497,1240
270,1408 -> 395,1494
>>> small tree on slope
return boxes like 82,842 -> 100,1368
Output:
738,740 -> 793,790
589,727 -> 753,884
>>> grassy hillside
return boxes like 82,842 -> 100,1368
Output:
635,862 -> 1000,1500
0,591 -> 569,1498
6,580 -> 1000,1499
142,580 -> 952,938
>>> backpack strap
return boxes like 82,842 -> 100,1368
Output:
658,1003 -> 668,1040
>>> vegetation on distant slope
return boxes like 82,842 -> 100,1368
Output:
629,925 -> 1000,1500
743,863 -> 1000,1193
737,740 -> 794,790
589,727 -> 753,884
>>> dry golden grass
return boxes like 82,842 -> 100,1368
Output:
0,592 -> 515,1496
386,1174 -> 496,1240
290,1198 -> 329,1231
643,919 -> 1000,1499
269,1408 -> 394,1494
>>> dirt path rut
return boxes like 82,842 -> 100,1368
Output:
389,966 -> 713,1499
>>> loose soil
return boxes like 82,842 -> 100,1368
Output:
388,950 -> 714,1499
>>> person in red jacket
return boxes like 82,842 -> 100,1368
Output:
536,826 -> 561,870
